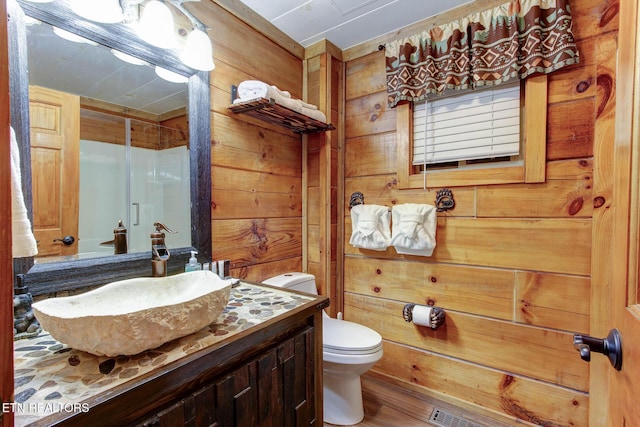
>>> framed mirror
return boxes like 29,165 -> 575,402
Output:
9,0 -> 211,295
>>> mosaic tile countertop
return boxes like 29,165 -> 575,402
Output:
13,282 -> 315,427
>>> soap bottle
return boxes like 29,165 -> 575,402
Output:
185,251 -> 201,272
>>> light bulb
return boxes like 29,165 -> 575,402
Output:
155,66 -> 188,84
70,0 -> 124,24
137,1 -> 177,49
53,27 -> 98,46
180,29 -> 215,71
111,49 -> 149,66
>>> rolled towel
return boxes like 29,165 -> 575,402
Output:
349,204 -> 391,251
300,101 -> 318,110
237,80 -> 270,99
300,106 -> 326,123
391,203 -> 436,256
10,126 -> 38,258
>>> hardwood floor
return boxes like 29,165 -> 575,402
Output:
324,373 -> 515,427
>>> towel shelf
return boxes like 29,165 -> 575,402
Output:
229,97 -> 335,134
229,84 -> 335,134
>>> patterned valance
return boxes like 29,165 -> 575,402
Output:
385,0 -> 579,107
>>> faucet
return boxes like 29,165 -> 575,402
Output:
150,222 -> 176,277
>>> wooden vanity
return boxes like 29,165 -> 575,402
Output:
13,282 -> 329,427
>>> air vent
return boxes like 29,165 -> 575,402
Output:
428,408 -> 487,427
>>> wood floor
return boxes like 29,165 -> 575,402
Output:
324,373 -> 515,427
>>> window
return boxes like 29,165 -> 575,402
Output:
413,82 -> 521,168
396,75 -> 548,189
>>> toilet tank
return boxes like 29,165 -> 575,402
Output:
262,272 -> 318,295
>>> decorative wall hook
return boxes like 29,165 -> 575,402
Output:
435,189 -> 455,212
349,191 -> 365,208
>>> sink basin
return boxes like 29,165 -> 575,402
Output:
32,270 -> 233,356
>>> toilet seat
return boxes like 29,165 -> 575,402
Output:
323,317 -> 382,355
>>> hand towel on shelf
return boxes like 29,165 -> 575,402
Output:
10,126 -> 38,258
349,204 -> 391,251
235,80 -> 303,113
391,203 -> 436,256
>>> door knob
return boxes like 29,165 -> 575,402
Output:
573,329 -> 622,371
53,235 -> 75,246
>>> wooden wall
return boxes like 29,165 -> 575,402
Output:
188,2 -> 305,283
0,2 -> 14,426
341,0 -> 618,425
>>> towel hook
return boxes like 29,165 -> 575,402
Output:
349,192 -> 365,209
435,189 -> 455,212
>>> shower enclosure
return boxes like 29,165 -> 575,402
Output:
78,109 -> 191,257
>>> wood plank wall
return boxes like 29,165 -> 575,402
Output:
341,0 -> 618,425
188,1 -> 305,283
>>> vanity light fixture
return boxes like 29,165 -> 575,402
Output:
63,0 -> 216,72
155,66 -> 189,83
137,0 -> 178,49
70,0 -> 124,24
180,28 -> 215,71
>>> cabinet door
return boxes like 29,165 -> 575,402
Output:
134,326 -> 316,427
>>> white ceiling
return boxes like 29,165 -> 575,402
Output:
236,0 -> 472,50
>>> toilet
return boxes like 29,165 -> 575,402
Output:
262,272 -> 383,426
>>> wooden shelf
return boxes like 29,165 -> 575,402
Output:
229,97 -> 335,134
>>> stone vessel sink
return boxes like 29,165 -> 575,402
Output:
32,270 -> 233,356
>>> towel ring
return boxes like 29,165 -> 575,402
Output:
349,192 -> 365,209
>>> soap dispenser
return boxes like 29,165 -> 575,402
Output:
185,251 -> 201,272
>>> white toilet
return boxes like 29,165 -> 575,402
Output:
262,272 -> 383,426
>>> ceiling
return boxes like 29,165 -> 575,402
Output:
26,18 -> 188,117
235,0 -> 472,50
25,0 -> 472,117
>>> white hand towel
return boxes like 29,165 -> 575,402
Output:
349,204 -> 391,251
391,203 -> 436,256
10,126 -> 38,258
235,80 -> 303,113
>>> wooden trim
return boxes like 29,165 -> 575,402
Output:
305,39 -> 343,61
396,78 -> 547,190
524,75 -> 547,183
1,0 -> 13,424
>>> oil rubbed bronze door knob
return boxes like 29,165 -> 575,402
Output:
53,235 -> 75,246
573,329 -> 622,371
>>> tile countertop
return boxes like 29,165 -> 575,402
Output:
13,282 -> 316,427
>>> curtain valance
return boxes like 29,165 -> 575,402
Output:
385,0 -> 579,107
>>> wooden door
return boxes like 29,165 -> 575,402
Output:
608,0 -> 640,425
28,85 -> 80,257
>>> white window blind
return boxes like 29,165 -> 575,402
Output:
412,83 -> 521,165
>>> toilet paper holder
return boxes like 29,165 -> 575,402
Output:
402,303 -> 446,329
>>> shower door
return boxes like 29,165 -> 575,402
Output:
78,110 -> 190,257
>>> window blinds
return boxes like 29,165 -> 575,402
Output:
412,83 -> 521,165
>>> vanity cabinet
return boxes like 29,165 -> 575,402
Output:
136,327 -> 316,427
16,285 -> 329,427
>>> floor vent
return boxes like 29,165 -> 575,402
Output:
428,408 -> 486,427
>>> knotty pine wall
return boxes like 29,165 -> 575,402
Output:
341,0 -> 618,426
189,2 -> 306,282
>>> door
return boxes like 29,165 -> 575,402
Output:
29,85 -> 80,257
608,0 -> 640,424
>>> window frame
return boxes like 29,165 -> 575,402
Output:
396,74 -> 547,189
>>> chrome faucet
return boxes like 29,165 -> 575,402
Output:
150,222 -> 176,277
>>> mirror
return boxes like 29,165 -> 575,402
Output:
27,20 -> 192,262
9,0 -> 211,294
